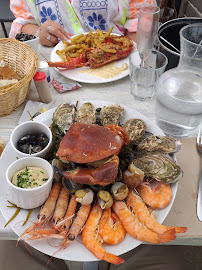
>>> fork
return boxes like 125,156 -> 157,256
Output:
196,126 -> 202,221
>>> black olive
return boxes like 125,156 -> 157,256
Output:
32,145 -> 42,153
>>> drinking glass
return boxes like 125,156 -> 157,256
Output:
137,6 -> 160,67
129,50 -> 168,100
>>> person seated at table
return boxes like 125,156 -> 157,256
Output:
9,0 -> 156,46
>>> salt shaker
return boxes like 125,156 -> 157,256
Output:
37,61 -> 50,82
33,71 -> 52,103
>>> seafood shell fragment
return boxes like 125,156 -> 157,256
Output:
122,119 -> 146,144
53,103 -> 76,134
100,104 -> 124,126
75,102 -> 96,124
137,136 -> 181,154
133,154 -> 183,184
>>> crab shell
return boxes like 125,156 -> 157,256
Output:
57,122 -> 128,163
56,123 -> 129,186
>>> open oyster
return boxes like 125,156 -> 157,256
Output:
100,104 -> 124,126
123,119 -> 146,144
75,102 -> 96,124
53,103 -> 76,134
133,153 -> 183,183
137,136 -> 181,154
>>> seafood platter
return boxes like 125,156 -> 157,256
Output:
0,101 -> 187,263
50,28 -> 135,83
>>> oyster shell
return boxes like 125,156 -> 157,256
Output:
122,119 -> 146,144
100,104 -> 124,126
53,103 -> 76,134
137,136 -> 181,154
133,153 -> 183,183
75,102 -> 96,124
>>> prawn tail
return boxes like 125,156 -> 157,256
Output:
103,253 -> 125,265
159,228 -> 176,243
169,227 -> 187,234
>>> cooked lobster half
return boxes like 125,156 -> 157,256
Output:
48,36 -> 134,69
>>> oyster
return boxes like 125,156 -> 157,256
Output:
100,104 -> 124,126
53,103 -> 76,134
137,136 -> 181,154
75,102 -> 96,124
133,153 -> 183,183
122,119 -> 146,144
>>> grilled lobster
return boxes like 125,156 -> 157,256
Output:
48,36 -> 134,69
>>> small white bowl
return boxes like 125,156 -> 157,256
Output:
10,121 -> 52,158
6,157 -> 53,209
24,37 -> 39,53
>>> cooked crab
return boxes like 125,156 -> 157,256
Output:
56,122 -> 129,186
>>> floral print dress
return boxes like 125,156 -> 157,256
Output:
9,0 -> 156,38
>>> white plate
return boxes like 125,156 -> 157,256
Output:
50,34 -> 136,84
0,101 -> 177,261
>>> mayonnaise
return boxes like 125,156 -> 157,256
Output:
80,63 -> 128,79
11,166 -> 48,189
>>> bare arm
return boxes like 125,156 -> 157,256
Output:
126,30 -> 137,43
21,24 -> 39,36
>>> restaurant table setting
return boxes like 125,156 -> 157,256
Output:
0,12 -> 202,265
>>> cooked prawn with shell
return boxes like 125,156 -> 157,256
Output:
136,182 -> 172,209
126,189 -> 187,234
112,200 -> 176,244
81,204 -> 124,264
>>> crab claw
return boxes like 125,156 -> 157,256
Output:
105,124 -> 130,147
60,155 -> 119,186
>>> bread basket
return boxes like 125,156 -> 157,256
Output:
0,38 -> 39,117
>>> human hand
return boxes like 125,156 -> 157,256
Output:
39,20 -> 72,47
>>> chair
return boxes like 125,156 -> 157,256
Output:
0,0 -> 15,37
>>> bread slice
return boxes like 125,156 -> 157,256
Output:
0,65 -> 19,80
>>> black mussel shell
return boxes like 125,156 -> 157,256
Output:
19,144 -> 31,154
32,145 -> 42,153
37,133 -> 49,147
18,134 -> 35,146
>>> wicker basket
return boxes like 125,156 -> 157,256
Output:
0,38 -> 39,117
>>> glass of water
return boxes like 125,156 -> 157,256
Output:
129,50 -> 168,100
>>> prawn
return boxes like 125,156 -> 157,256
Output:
62,204 -> 91,249
136,182 -> 172,209
81,204 -> 124,265
99,208 -> 126,245
53,187 -> 69,225
112,200 -> 176,244
126,189 -> 187,234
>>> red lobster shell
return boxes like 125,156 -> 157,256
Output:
48,36 -> 134,69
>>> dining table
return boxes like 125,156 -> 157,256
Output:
0,42 -> 201,255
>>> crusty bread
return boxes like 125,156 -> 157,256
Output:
0,65 -> 19,80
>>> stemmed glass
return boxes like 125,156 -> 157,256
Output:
137,6 -> 160,67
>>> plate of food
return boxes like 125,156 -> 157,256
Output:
0,101 -> 186,264
50,29 -> 135,84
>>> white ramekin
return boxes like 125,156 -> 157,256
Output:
6,157 -> 53,209
10,121 -> 52,158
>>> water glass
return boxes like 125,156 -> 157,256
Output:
129,51 -> 168,100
